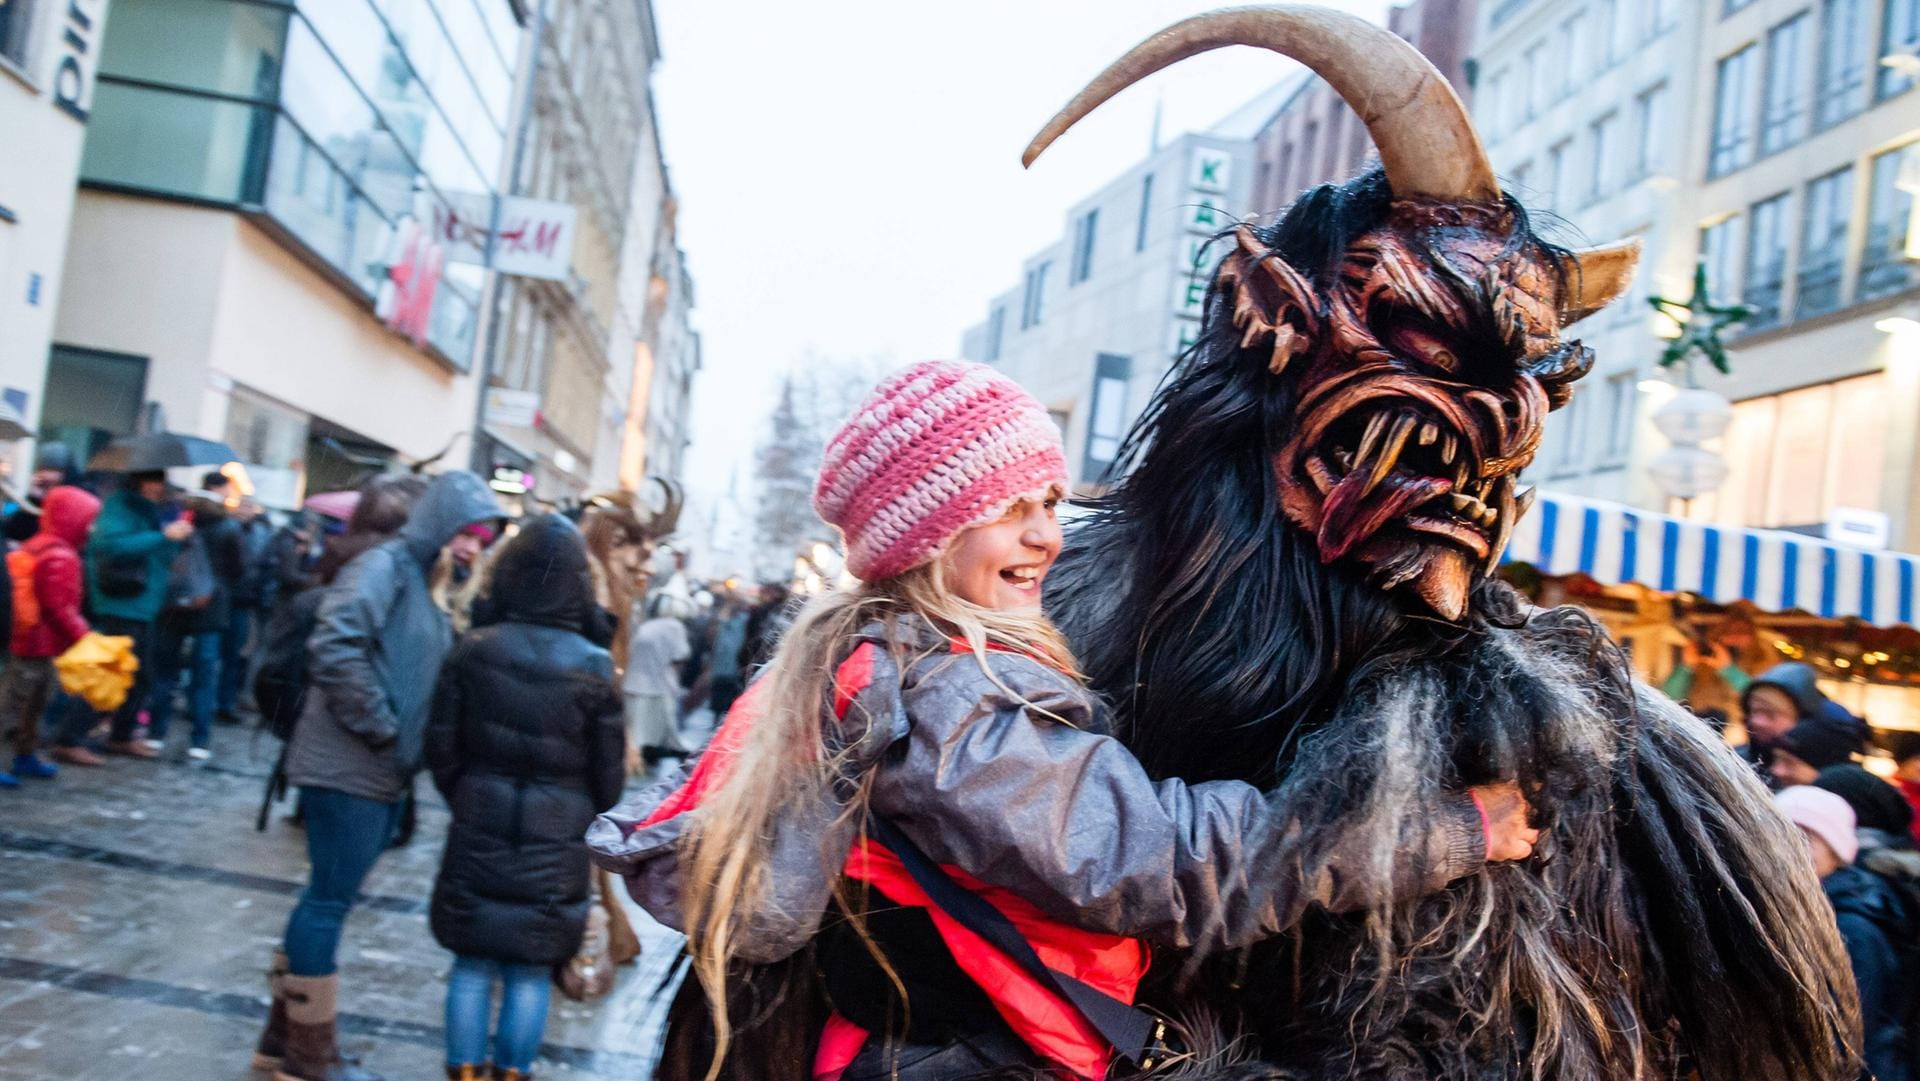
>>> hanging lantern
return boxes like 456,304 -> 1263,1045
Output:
1651,387 -> 1733,444
1649,445 -> 1732,501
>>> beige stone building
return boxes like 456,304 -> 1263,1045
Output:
1680,0 -> 1920,547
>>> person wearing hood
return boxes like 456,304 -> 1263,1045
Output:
424,514 -> 624,1081
1769,707 -> 1869,788
260,470 -> 501,1081
1741,661 -> 1864,784
0,486 -> 100,785
1776,786 -> 1916,1081
4,443 -> 79,543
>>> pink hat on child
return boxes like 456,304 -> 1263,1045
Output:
1775,785 -> 1859,865
814,360 -> 1069,583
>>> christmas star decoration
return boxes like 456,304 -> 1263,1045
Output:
1649,261 -> 1753,375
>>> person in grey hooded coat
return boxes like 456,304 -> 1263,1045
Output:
261,470 -> 501,1081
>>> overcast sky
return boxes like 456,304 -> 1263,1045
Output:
650,1 -> 1387,560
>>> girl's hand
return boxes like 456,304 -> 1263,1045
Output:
1470,781 -> 1542,862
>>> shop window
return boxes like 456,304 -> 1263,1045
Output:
1741,192 -> 1790,329
1816,0 -> 1870,127
1796,166 -> 1853,317
1084,354 -> 1132,480
224,385 -> 311,509
1702,374 -> 1887,529
1710,45 -> 1758,177
1760,12 -> 1811,155
1862,143 -> 1920,299
41,346 -> 148,466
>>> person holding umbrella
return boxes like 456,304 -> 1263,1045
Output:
48,470 -> 190,763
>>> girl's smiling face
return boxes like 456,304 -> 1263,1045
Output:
943,490 -> 1064,611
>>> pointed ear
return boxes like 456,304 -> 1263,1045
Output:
1557,238 -> 1642,326
1218,226 -> 1322,375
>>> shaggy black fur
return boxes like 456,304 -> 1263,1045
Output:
1045,168 -> 1859,1081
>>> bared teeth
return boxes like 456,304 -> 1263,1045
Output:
1362,414 -> 1417,497
1449,493 -> 1476,513
1440,434 -> 1458,465
1306,456 -> 1339,494
1418,422 -> 1439,446
1354,414 -> 1389,467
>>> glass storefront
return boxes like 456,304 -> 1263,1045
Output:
79,0 -> 521,369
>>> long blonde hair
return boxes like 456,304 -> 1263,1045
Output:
677,557 -> 1081,1076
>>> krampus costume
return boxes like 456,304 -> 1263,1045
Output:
618,8 -> 1859,1081
1033,8 -> 1859,1081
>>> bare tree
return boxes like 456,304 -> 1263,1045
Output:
750,357 -> 893,581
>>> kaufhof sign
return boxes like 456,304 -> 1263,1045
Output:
1170,146 -> 1234,359
432,193 -> 578,282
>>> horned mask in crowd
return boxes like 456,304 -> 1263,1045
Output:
1025,6 -> 1642,620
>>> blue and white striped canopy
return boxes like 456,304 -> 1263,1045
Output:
1501,492 -> 1920,628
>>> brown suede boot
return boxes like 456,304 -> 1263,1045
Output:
444,1066 -> 483,1081
488,1068 -> 529,1081
250,950 -> 290,1070
273,973 -> 383,1081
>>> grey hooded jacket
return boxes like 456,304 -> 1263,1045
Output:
286,471 -> 501,804
589,615 -> 1487,964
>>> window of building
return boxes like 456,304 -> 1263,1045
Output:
1298,121 -> 1320,189
1863,143 -> 1920,298
1084,353 -> 1133,480
1816,0 -> 1871,126
1760,13 -> 1812,155
1527,40 -> 1552,116
984,306 -> 1007,362
1727,0 -> 1758,17
1631,83 -> 1668,180
1588,112 -> 1619,202
1710,45 -> 1759,177
0,0 -> 37,69
41,345 -> 148,465
1596,0 -> 1619,65
1070,208 -> 1099,285
1881,0 -> 1920,97
1797,166 -> 1853,317
1560,11 -> 1589,98
1742,192 -> 1791,329
1700,214 -> 1745,303
1135,173 -> 1154,252
1553,390 -> 1589,469
1651,0 -> 1682,32
1481,70 -> 1505,138
1547,139 -> 1572,209
1020,260 -> 1052,330
1510,159 -> 1535,197
1604,371 -> 1637,460
1705,374 -> 1886,528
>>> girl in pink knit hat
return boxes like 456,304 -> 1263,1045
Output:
590,360 -> 1539,1081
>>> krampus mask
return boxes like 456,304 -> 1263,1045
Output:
1028,8 -> 1638,619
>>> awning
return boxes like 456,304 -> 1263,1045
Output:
1501,492 -> 1920,628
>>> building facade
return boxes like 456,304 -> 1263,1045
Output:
1249,0 -> 1477,210
960,132 -> 1256,490
1466,0 -> 1704,511
0,0 -> 111,473
1676,0 -> 1920,546
476,0 -> 693,503
50,0 -> 524,504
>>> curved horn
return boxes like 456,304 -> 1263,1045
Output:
1023,6 -> 1500,203
1558,238 -> 1643,325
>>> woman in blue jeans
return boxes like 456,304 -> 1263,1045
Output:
424,515 -> 625,1080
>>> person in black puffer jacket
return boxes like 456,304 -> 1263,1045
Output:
426,513 -> 625,1081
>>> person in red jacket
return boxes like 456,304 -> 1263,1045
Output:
1,485 -> 102,782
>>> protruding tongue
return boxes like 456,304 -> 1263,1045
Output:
1318,470 -> 1451,562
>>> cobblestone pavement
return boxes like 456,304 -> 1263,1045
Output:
0,722 -> 688,1081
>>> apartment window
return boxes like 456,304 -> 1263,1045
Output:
1816,0 -> 1871,125
1559,12 -> 1589,97
1727,0 -> 1757,16
1651,0 -> 1682,32
1863,143 -> 1920,298
1743,193 -> 1791,329
1084,353 -> 1133,479
1710,45 -> 1758,177
1134,173 -> 1155,252
1797,166 -> 1853,316
984,306 -> 1007,362
1700,215 -> 1745,303
1881,0 -> 1920,97
1589,112 -> 1619,202
1760,13 -> 1812,155
1553,391 -> 1590,469
1546,139 -> 1572,209
1631,83 -> 1668,180
1596,0 -> 1619,64
1604,372 -> 1638,460
1298,121 -> 1320,189
1527,40 -> 1552,116
1510,159 -> 1535,196
1482,70 -> 1506,137
1070,208 -> 1099,285
1019,261 -> 1052,330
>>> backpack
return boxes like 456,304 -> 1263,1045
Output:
166,532 -> 216,611
253,589 -> 322,741
7,548 -> 39,635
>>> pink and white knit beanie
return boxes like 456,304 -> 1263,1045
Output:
813,360 -> 1068,582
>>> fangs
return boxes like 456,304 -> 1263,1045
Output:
1309,407 -> 1513,543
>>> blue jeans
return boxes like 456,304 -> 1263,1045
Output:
283,787 -> 402,976
147,622 -> 221,749
445,955 -> 551,1072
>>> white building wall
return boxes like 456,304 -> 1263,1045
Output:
961,133 -> 1255,490
0,0 -> 110,473
1470,0 -> 1708,510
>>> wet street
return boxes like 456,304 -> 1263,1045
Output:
0,725 -> 686,1081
